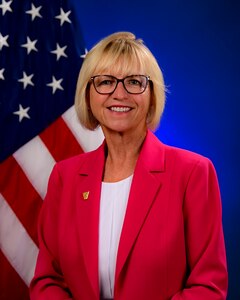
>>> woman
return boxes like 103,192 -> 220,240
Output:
30,32 -> 228,299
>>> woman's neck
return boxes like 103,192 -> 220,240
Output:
102,129 -> 147,182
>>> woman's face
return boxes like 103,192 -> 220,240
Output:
89,69 -> 152,136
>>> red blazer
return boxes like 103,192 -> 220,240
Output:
30,130 -> 228,300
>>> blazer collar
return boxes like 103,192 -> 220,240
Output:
136,129 -> 165,172
115,130 -> 166,285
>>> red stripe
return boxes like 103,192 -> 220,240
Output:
0,156 -> 42,245
39,116 -> 83,161
0,249 -> 30,300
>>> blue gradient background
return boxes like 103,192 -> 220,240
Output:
74,1 -> 240,299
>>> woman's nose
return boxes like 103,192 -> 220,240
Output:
112,81 -> 128,98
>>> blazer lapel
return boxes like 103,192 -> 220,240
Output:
75,143 -> 106,299
115,131 -> 165,283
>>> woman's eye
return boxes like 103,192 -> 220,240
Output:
128,79 -> 141,86
99,80 -> 113,86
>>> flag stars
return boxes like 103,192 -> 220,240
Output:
0,68 -> 5,80
25,3 -> 42,21
47,76 -> 64,94
80,48 -> 88,59
51,43 -> 68,61
0,0 -> 13,16
18,72 -> 34,89
13,104 -> 30,122
21,36 -> 38,54
55,8 -> 71,26
0,32 -> 9,50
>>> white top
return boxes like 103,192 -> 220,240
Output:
99,175 -> 133,299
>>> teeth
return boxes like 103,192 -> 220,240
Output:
110,107 -> 131,112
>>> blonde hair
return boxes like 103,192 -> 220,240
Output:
74,31 -> 166,131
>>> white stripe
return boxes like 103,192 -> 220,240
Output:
0,194 -> 39,286
13,136 -> 55,199
62,105 -> 104,152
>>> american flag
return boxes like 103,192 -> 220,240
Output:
0,1 -> 103,299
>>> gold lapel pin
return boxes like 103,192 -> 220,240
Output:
82,191 -> 90,200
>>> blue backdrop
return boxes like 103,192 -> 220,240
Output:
75,1 -> 240,299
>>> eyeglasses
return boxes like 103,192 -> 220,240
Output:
90,75 -> 150,95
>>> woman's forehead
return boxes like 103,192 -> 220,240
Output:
94,57 -> 146,76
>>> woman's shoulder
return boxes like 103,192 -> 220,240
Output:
164,143 -> 208,161
162,142 -> 215,176
148,131 -> 211,166
54,144 -> 103,174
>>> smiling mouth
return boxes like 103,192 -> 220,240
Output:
108,106 -> 132,112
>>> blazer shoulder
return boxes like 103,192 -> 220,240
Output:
147,130 -> 210,165
54,143 -> 104,175
143,131 -> 214,173
163,143 -> 215,172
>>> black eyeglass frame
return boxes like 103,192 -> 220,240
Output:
90,74 -> 151,95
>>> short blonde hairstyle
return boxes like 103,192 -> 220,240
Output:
75,32 -> 166,131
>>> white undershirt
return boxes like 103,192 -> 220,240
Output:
99,175 -> 133,299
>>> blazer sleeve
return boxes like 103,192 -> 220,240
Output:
29,164 -> 73,300
171,158 -> 228,299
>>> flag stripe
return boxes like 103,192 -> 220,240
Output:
0,194 -> 39,286
0,249 -> 30,300
39,115 -> 84,162
0,156 -> 42,243
13,136 -> 55,199
62,106 -> 104,152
